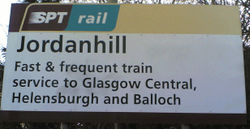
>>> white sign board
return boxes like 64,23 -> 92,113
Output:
1,4 -> 246,114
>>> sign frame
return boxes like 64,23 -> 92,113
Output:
0,3 -> 247,123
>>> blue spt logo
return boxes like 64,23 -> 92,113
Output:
66,5 -> 120,31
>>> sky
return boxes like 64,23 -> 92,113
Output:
0,0 -> 18,48
0,0 -> 18,63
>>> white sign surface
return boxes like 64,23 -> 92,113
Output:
1,33 -> 246,113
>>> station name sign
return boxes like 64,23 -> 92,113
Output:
1,4 -> 246,115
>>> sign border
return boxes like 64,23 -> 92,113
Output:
0,111 -> 246,124
1,3 -> 247,124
